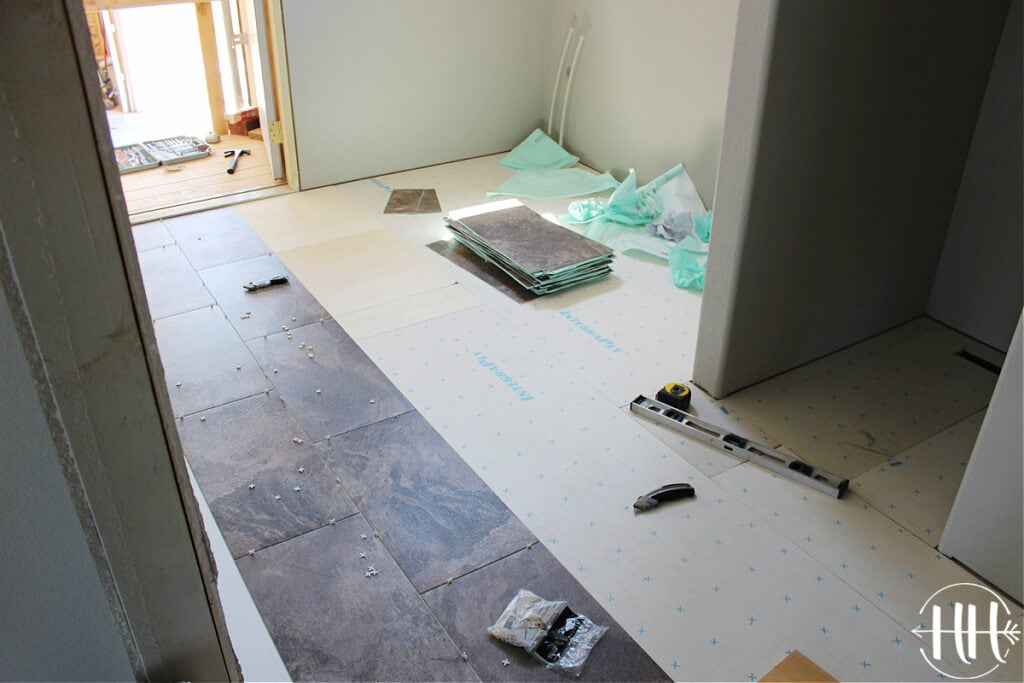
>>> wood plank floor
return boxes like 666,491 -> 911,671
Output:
118,133 -> 284,215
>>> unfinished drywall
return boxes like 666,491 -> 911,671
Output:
694,0 -> 1010,397
544,0 -> 739,205
0,288 -> 134,681
928,0 -> 1022,352
940,314 -> 1023,603
282,0 -> 551,189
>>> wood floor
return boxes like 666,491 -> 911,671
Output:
117,133 -> 285,216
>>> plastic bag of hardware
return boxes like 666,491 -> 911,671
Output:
487,589 -> 608,677
487,589 -> 567,651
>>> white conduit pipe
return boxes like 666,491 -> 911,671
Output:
548,26 -> 575,136
558,34 -> 585,148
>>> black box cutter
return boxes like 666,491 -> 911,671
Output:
633,483 -> 695,512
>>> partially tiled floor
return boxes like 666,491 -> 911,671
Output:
136,155 -> 1022,682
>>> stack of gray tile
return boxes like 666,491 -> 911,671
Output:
444,201 -> 614,295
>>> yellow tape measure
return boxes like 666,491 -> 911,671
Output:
656,381 -> 691,410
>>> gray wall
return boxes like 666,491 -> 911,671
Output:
0,291 -> 134,682
928,0 -> 1023,352
544,0 -> 739,204
940,314 -> 1023,603
282,0 -> 552,189
694,0 -> 1010,397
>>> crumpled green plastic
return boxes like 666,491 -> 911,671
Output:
499,129 -> 579,170
561,164 -> 684,226
487,169 -> 619,199
668,212 -> 713,291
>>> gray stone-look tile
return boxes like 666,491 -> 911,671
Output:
137,244 -> 214,320
178,392 -> 358,557
154,305 -> 270,416
198,254 -> 328,340
320,411 -> 536,592
246,319 -> 412,440
163,207 -> 270,270
131,220 -> 175,252
237,517 -> 479,682
422,544 -> 670,682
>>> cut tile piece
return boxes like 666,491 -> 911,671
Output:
154,305 -> 270,416
276,230 -> 457,317
237,517 -> 477,682
131,220 -> 175,252
198,254 -> 328,340
853,411 -> 985,546
319,410 -> 535,592
246,319 -> 412,440
384,188 -> 442,214
422,544 -> 670,682
177,392 -> 357,557
137,244 -> 214,320
427,239 -> 539,303
163,206 -> 270,270
336,283 -> 480,340
719,317 -> 1000,479
236,185 -> 385,252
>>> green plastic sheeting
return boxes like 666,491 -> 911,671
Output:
499,129 -> 579,170
668,215 -> 712,292
487,169 -> 619,200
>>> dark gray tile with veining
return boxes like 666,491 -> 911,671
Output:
246,319 -> 412,441
428,239 -> 538,303
163,206 -> 270,270
237,516 -> 479,682
384,188 -> 441,214
177,392 -> 357,557
198,254 -> 329,340
131,220 -> 175,252
319,411 -> 535,592
154,305 -> 270,416
422,544 -> 670,682
137,244 -> 214,320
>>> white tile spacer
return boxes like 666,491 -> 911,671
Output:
273,494 -> 281,501
299,343 -> 305,349
446,576 -> 454,585
360,534 -> 368,540
200,416 -> 206,422
248,483 -> 256,490
282,325 -> 289,331
293,486 -> 301,493
307,346 -> 313,351
328,518 -> 337,525
297,466 -> 305,474
247,549 -> 255,557
461,651 -> 468,662
307,353 -> 314,359
272,368 -> 278,374
319,318 -> 325,324
286,333 -> 292,339
369,399 -> 376,405
365,568 -> 378,578
235,365 -> 241,370
501,659 -> 510,667
291,317 -> 297,322
175,382 -> 182,387
315,389 -> 322,395
359,551 -> 367,559
292,437 -> 304,444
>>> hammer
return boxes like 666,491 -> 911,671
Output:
224,149 -> 250,174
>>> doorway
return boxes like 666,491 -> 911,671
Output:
84,0 -> 289,219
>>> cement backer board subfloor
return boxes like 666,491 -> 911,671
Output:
234,156 -> 1019,681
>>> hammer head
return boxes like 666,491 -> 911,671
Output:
223,149 -> 251,158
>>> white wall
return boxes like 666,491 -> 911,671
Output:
940,314 -> 1023,603
0,291 -> 134,682
694,0 -> 1010,397
282,0 -> 552,189
545,0 -> 739,205
928,0 -> 1022,353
